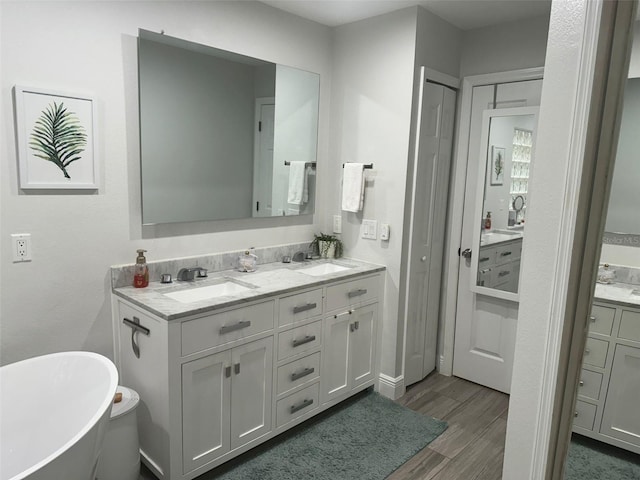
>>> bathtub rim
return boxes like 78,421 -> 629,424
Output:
0,350 -> 119,480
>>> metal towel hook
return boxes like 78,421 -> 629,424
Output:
123,317 -> 150,358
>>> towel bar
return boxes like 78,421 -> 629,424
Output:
342,163 -> 373,169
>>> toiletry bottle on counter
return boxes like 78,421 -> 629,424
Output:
484,212 -> 492,230
134,249 -> 149,288
238,250 -> 257,272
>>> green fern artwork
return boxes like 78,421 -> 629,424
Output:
29,101 -> 87,179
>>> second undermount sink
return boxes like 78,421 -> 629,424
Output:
163,279 -> 253,304
297,263 -> 352,276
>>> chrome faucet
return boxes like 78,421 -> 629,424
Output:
177,267 -> 207,281
292,251 -> 306,262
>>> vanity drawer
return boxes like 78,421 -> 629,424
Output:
181,300 -> 275,356
491,262 -> 516,287
276,352 -> 321,396
278,320 -> 322,361
578,369 -> 603,401
573,400 -> 597,431
495,242 -> 521,265
276,382 -> 320,428
583,337 -> 609,368
326,276 -> 379,312
589,304 -> 615,336
477,248 -> 496,269
618,309 -> 640,342
279,289 -> 323,328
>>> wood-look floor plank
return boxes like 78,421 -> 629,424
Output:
427,387 -> 509,458
429,417 -> 507,480
404,389 -> 461,421
386,445 -> 450,480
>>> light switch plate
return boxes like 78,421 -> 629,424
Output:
380,223 -> 390,241
333,215 -> 342,234
362,219 -> 377,240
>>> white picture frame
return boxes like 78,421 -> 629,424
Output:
490,145 -> 505,186
14,85 -> 98,189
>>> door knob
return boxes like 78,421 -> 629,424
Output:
461,248 -> 472,259
421,256 -> 427,262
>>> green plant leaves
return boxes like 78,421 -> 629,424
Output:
29,101 -> 87,179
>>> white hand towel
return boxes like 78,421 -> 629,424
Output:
287,161 -> 308,205
342,163 -> 365,212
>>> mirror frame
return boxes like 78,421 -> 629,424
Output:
470,106 -> 539,302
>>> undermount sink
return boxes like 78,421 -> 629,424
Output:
297,263 -> 351,276
164,279 -> 253,304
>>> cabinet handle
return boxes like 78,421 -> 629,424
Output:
292,335 -> 316,348
479,257 -> 491,262
498,270 -> 510,277
500,251 -> 513,257
574,411 -> 579,418
584,349 -> 590,355
589,316 -> 596,323
291,367 -> 315,382
290,398 -> 314,414
234,363 -> 240,375
354,321 -> 360,331
123,317 -> 150,359
579,380 -> 584,387
348,288 -> 367,298
350,323 -> 356,333
225,366 -> 232,378
293,303 -> 317,314
220,320 -> 251,334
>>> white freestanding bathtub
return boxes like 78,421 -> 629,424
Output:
0,351 -> 118,480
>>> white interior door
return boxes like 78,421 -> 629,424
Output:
404,79 -> 456,387
253,98 -> 275,217
453,79 -> 542,394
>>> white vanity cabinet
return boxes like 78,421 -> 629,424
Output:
573,300 -> 640,454
477,237 -> 522,293
112,266 -> 383,480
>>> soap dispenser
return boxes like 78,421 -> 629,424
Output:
134,249 -> 149,288
238,249 -> 257,272
484,212 -> 492,230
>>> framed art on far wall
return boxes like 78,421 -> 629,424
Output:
490,145 -> 505,186
14,85 -> 97,189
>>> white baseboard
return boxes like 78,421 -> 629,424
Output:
377,373 -> 405,400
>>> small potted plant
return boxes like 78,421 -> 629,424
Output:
310,233 -> 343,258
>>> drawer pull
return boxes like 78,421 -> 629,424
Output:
574,411 -> 579,418
348,288 -> 368,298
292,335 -> 316,348
290,398 -> 314,414
579,380 -> 584,387
585,349 -> 590,355
291,367 -> 315,382
479,257 -> 491,262
498,270 -> 510,277
220,320 -> 251,334
234,363 -> 240,375
225,366 -> 232,378
500,251 -> 513,257
589,316 -> 596,323
293,303 -> 317,314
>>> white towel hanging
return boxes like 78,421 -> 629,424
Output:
287,161 -> 308,205
342,163 -> 365,212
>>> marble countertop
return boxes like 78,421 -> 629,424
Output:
480,230 -> 524,247
594,282 -> 640,308
113,258 -> 385,321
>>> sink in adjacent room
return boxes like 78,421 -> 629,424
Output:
297,263 -> 352,276
163,279 -> 254,303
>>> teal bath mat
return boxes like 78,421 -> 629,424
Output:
566,434 -> 640,480
210,391 -> 447,480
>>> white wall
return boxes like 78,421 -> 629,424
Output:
0,1 -> 332,365
628,21 -> 640,78
460,14 -> 550,77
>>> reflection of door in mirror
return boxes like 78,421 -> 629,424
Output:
253,98 -> 275,217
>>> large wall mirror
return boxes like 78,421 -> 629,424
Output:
138,29 -> 319,225
603,76 -> 640,247
470,107 -> 539,301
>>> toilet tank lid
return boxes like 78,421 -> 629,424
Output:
110,386 -> 140,419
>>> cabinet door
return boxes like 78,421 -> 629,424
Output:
230,337 -> 273,450
322,312 -> 351,403
182,350 -> 231,473
600,344 -> 640,447
350,303 -> 377,389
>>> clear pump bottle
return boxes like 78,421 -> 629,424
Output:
134,249 -> 149,288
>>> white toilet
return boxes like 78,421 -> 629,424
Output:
96,386 -> 140,480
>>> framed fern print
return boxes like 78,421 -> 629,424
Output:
14,86 -> 97,189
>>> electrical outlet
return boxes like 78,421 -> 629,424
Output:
11,233 -> 32,262
333,215 -> 342,234
380,223 -> 390,241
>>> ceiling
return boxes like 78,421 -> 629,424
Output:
259,0 -> 553,31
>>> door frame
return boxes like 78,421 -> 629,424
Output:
439,67 -> 544,376
252,97 -> 275,217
